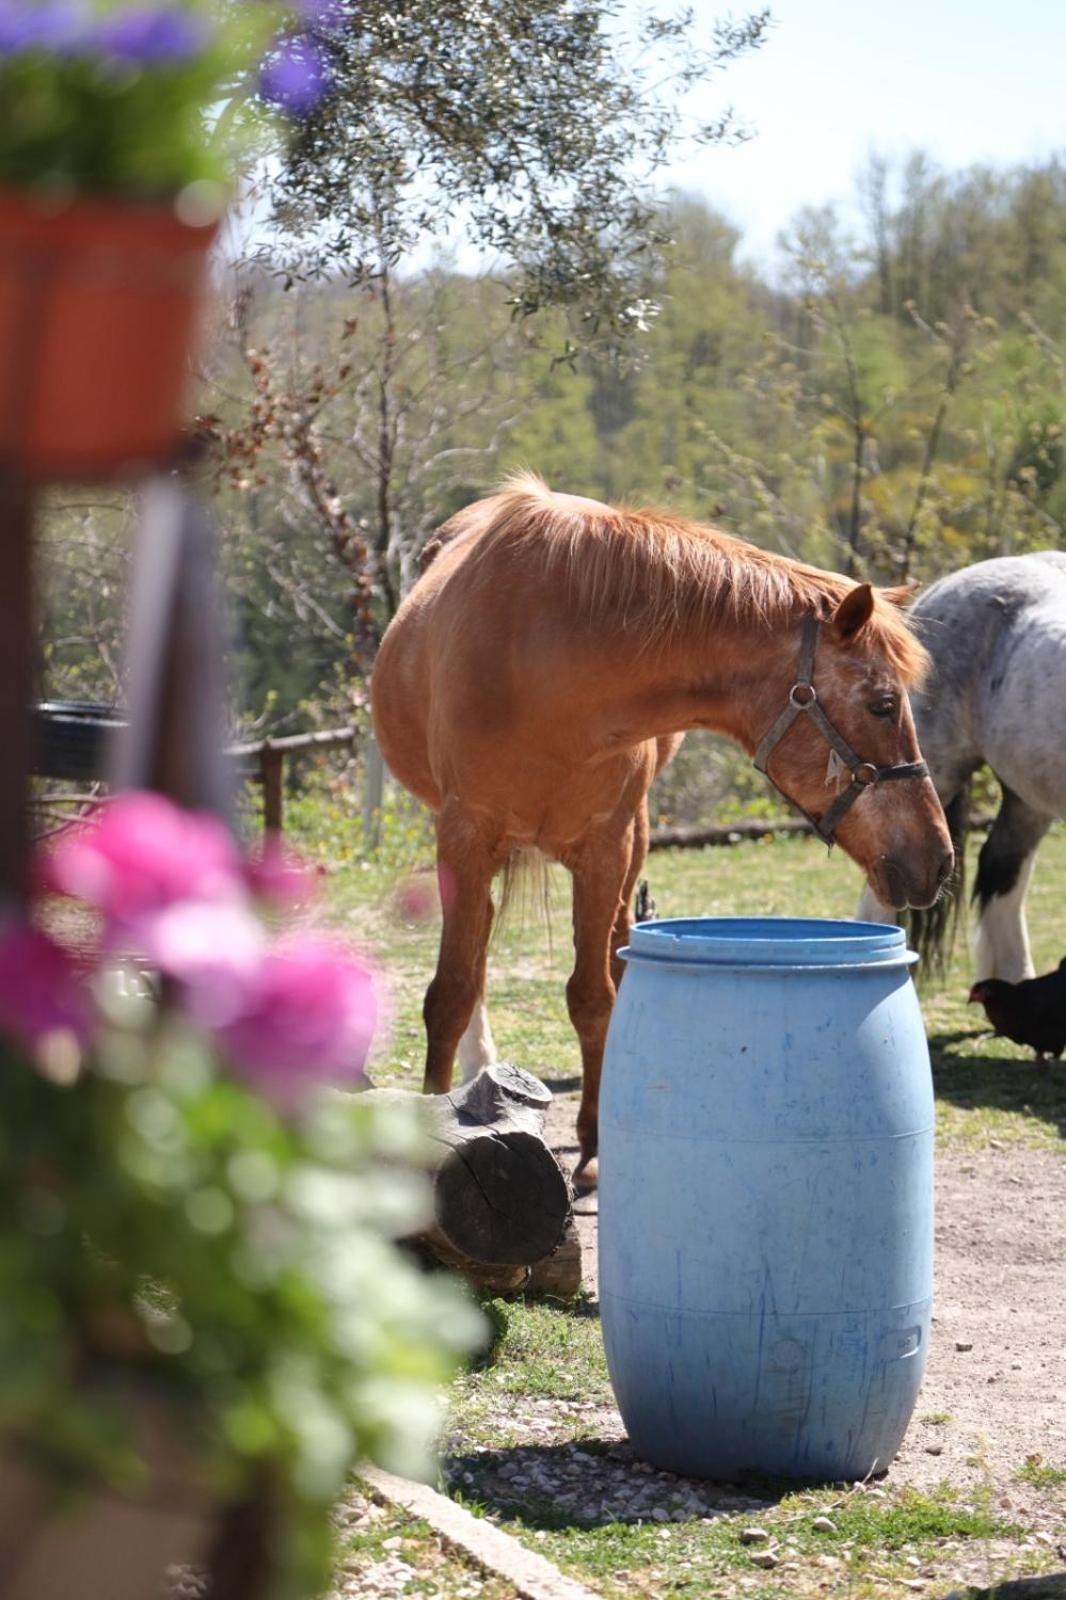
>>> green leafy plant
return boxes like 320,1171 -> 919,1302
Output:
0,791 -> 482,1595
1015,1455 -> 1066,1488
0,0 -> 334,199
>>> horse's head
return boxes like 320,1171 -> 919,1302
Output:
754,585 -> 953,909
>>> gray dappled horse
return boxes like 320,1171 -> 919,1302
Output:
859,551 -> 1066,983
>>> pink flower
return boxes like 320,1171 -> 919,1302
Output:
44,793 -> 243,929
393,871 -> 439,925
132,899 -> 267,1029
245,832 -> 319,909
0,921 -> 91,1053
216,934 -> 377,1109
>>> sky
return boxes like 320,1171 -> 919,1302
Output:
659,0 -> 1066,271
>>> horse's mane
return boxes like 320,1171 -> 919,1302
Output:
454,472 -> 927,685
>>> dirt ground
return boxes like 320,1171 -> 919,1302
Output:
334,1091 -> 1065,1600
549,1099 -> 1066,1505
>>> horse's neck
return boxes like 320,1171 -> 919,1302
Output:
608,599 -> 801,753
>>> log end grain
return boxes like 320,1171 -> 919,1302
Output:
435,1129 -> 570,1265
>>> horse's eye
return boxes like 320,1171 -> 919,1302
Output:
868,696 -> 898,719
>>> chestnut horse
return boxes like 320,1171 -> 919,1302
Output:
372,475 -> 952,1187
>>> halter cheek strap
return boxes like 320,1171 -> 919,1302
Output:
753,614 -> 929,847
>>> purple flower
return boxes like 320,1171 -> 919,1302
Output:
259,32 -> 330,117
0,1 -> 86,54
217,933 -> 377,1110
0,921 -> 91,1053
44,793 -> 245,933
93,6 -> 210,64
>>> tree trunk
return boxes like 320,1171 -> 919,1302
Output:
362,735 -> 385,850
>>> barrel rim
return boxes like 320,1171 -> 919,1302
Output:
622,916 -> 916,969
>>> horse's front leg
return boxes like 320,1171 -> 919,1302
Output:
422,805 -> 498,1094
456,996 -> 498,1082
565,821 -> 635,1192
972,783 -> 1051,984
610,795 -> 650,991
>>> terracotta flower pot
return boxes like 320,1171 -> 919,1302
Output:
0,187 -> 219,483
0,1385 -> 221,1600
0,1453 -> 218,1600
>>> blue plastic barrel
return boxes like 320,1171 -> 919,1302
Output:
599,917 -> 933,1483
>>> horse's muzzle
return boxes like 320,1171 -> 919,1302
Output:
878,845 -> 954,910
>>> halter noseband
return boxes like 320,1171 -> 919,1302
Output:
753,613 -> 929,847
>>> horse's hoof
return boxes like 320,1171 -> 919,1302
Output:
573,1154 -> 598,1192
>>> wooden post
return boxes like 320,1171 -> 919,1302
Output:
0,468 -> 36,908
362,733 -> 385,850
260,744 -> 284,834
109,479 -> 232,818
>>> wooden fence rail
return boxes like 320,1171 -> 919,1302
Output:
33,701 -> 357,835
36,702 -> 996,851
650,817 -> 814,850
649,813 -> 994,851
227,727 -> 357,831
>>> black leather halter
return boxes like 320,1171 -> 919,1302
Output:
753,614 -> 929,846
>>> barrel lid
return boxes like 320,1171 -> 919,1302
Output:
621,916 -> 916,970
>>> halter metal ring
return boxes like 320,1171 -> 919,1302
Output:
854,762 -> 878,786
789,682 -> 817,707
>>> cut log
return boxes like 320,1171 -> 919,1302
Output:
362,1064 -> 575,1284
525,1218 -> 583,1300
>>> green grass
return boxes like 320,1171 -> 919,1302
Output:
342,1510 -> 439,1562
456,1477 -> 1026,1600
306,807 -> 1066,1150
283,797 -> 1066,1596
1014,1456 -> 1066,1489
450,1298 -> 613,1454
466,1298 -> 608,1403
339,1494 -> 517,1597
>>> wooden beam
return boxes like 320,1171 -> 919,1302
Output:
0,468 -> 36,907
227,726 -> 356,759
260,745 -> 285,833
110,481 -> 232,819
648,813 -> 995,851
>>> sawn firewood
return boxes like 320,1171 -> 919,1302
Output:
361,1063 -> 580,1296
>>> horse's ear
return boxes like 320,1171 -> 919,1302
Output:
831,583 -> 875,642
880,582 -> 918,608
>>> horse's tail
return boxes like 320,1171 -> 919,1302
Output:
495,847 -> 554,950
906,783 -> 969,981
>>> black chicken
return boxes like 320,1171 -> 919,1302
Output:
968,958 -> 1066,1070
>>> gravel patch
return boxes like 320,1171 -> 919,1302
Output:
445,1436 -> 779,1527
